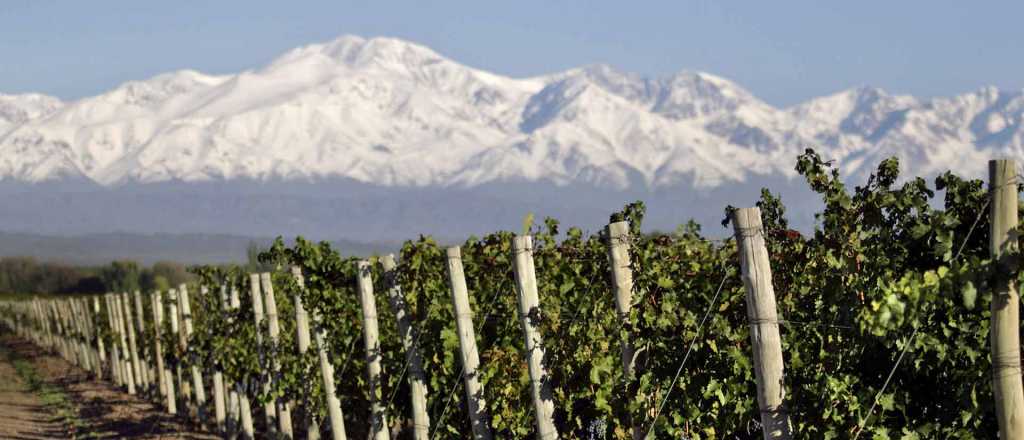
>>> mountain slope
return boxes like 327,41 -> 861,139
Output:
3,35 -> 1021,191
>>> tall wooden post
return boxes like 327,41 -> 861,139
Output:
151,292 -> 168,401
989,159 -> 1024,438
606,221 -> 637,376
261,272 -> 294,437
382,254 -> 430,440
160,290 -> 178,415
445,246 -> 493,440
122,292 -> 145,393
249,273 -> 277,432
207,287 -> 228,434
606,221 -> 642,439
292,274 -> 319,440
231,284 -> 258,437
291,266 -> 348,440
732,207 -> 792,440
511,236 -> 558,439
133,291 -> 152,391
91,297 -> 107,379
179,285 -> 207,423
357,260 -> 391,440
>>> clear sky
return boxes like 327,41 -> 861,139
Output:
1,1 -> 1021,106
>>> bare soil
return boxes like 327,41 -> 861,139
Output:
0,334 -> 218,439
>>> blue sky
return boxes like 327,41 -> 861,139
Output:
1,1 -> 1020,106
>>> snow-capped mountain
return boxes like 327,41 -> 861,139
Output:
3,35 -> 1020,190
1,35 -> 1022,246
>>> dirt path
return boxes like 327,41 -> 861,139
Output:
0,345 -> 68,439
0,334 -> 218,439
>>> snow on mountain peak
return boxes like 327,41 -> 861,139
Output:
0,35 -> 1018,188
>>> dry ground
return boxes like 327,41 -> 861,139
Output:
0,333 -> 218,439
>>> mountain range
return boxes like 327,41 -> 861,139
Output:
0,35 -> 1020,255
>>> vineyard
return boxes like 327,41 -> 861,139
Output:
1,148 -> 1023,440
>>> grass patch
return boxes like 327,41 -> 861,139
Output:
6,347 -> 95,438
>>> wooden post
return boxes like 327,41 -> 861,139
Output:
157,290 -> 178,415
511,236 -> 558,439
261,272 -> 294,437
207,287 -> 227,434
133,290 -> 152,391
607,221 -> 644,440
445,246 -> 493,440
249,273 -> 277,432
291,266 -> 348,440
231,283 -> 256,440
606,221 -> 637,376
122,292 -> 145,393
989,159 -> 1024,438
357,260 -> 391,440
292,273 -> 319,440
151,291 -> 168,402
732,207 -> 792,440
90,297 -> 106,379
179,284 -> 208,422
106,294 -> 125,387
381,254 -> 429,440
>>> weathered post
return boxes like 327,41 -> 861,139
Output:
261,272 -> 294,437
116,293 -> 137,394
445,246 -> 493,440
732,207 -> 792,440
90,297 -> 106,379
381,254 -> 429,440
207,288 -> 227,434
122,292 -> 145,393
291,273 -> 319,440
357,260 -> 391,440
151,291 -> 168,401
106,294 -> 125,387
291,266 -> 348,440
511,236 -> 558,439
133,290 -> 152,391
989,159 -> 1024,438
179,284 -> 207,423
249,273 -> 277,432
156,290 -> 177,415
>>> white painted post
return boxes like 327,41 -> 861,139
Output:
291,266 -> 348,440
732,207 -> 792,440
170,288 -> 188,413
261,272 -> 294,437
249,273 -> 277,433
511,236 -> 558,439
357,260 -> 391,440
381,254 -> 429,440
445,246 -> 493,440
989,159 -> 1024,438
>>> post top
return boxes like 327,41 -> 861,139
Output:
513,235 -> 533,250
445,246 -> 461,258
730,207 -> 763,230
607,220 -> 630,236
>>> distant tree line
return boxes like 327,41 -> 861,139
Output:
0,257 -> 194,295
